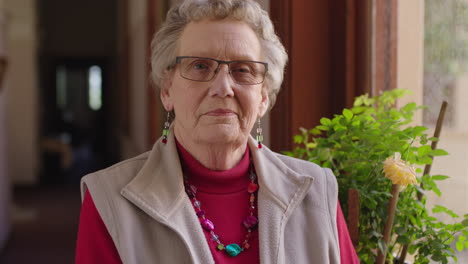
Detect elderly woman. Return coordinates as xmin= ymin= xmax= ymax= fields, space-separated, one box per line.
xmin=76 ymin=0 xmax=358 ymax=263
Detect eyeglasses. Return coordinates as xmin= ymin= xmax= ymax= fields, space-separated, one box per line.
xmin=174 ymin=56 xmax=268 ymax=85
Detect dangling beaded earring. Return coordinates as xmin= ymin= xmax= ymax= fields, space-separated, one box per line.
xmin=162 ymin=112 xmax=170 ymax=144
xmin=256 ymin=118 xmax=263 ymax=149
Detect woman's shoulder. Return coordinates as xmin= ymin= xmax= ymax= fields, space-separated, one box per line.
xmin=276 ymin=152 xmax=336 ymax=183
xmin=262 ymin=146 xmax=329 ymax=176
xmin=80 ymin=151 xmax=151 ymax=200
xmin=258 ymin=146 xmax=338 ymax=220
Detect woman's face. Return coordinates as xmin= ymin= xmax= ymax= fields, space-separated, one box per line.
xmin=161 ymin=20 xmax=269 ymax=147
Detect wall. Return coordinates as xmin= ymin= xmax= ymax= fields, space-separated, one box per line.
xmin=397 ymin=1 xmax=468 ymax=261
xmin=428 ymin=75 xmax=468 ymax=222
xmin=397 ymin=0 xmax=468 ymax=217
xmin=4 ymin=0 xmax=38 ymax=185
xmin=396 ymin=0 xmax=424 ymax=123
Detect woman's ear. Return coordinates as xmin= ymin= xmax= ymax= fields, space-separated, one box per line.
xmin=258 ymin=86 xmax=269 ymax=117
xmin=160 ymin=71 xmax=174 ymax=111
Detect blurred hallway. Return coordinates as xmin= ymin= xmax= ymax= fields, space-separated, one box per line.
xmin=0 ymin=185 xmax=81 ymax=264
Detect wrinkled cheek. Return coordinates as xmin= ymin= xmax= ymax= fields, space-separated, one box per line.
xmin=239 ymin=114 xmax=254 ymax=131
xmin=180 ymin=103 xmax=198 ymax=125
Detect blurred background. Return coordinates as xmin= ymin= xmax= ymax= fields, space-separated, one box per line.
xmin=0 ymin=0 xmax=466 ymax=263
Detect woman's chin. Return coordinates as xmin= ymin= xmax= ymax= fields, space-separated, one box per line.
xmin=196 ymin=125 xmax=246 ymax=145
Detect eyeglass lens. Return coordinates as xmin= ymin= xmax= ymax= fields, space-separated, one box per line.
xmin=178 ymin=57 xmax=266 ymax=85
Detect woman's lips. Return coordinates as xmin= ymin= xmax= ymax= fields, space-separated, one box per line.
xmin=205 ymin=109 xmax=237 ymax=116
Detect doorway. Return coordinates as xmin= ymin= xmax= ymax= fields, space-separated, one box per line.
xmin=40 ymin=58 xmax=114 ymax=184
xmin=37 ymin=0 xmax=119 ymax=185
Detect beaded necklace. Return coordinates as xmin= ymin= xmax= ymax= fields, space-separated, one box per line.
xmin=183 ymin=161 xmax=259 ymax=257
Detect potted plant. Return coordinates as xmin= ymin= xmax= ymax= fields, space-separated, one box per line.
xmin=285 ymin=89 xmax=468 ymax=263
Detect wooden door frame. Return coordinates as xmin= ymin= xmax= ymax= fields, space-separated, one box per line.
xmin=269 ymin=0 xmax=396 ymax=152
xmin=146 ymin=0 xmax=170 ymax=147
xmin=374 ymin=0 xmax=398 ymax=95
xmin=269 ymin=0 xmax=293 ymax=153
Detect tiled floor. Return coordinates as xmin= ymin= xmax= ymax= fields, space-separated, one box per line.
xmin=0 ymin=185 xmax=82 ymax=264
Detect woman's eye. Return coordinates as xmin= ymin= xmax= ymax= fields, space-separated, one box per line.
xmin=193 ymin=63 xmax=209 ymax=70
xmin=232 ymin=65 xmax=252 ymax=74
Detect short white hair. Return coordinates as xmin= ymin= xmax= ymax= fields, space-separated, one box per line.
xmin=150 ymin=0 xmax=288 ymax=110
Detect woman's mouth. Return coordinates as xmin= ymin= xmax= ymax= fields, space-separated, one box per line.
xmin=205 ymin=109 xmax=237 ymax=116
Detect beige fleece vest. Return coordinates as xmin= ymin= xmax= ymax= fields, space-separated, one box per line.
xmin=81 ymin=132 xmax=341 ymax=264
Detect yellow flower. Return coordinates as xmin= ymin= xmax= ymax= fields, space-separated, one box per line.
xmin=383 ymin=152 xmax=417 ymax=186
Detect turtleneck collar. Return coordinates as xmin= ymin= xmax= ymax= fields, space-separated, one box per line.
xmin=175 ymin=138 xmax=250 ymax=194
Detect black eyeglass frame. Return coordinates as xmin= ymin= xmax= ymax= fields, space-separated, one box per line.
xmin=174 ymin=56 xmax=269 ymax=85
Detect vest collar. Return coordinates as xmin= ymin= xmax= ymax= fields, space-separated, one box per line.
xmin=247 ymin=137 xmax=315 ymax=264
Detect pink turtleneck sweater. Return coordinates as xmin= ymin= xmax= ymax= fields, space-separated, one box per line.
xmin=76 ymin=142 xmax=359 ymax=263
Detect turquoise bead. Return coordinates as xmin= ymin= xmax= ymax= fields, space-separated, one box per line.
xmin=225 ymin=244 xmax=242 ymax=257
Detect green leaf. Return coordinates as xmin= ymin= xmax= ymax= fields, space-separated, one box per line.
xmin=431 ymin=253 xmax=444 ymax=262
xmin=413 ymin=126 xmax=429 ymax=135
xmin=418 ymin=145 xmax=433 ymax=156
xmin=418 ymin=156 xmax=433 ymax=165
xmin=430 ymin=149 xmax=449 ymax=156
xmin=320 ymin=117 xmax=332 ymax=126
xmin=461 ymin=218 xmax=468 ymax=226
xmin=352 ymin=106 xmax=366 ymax=114
xmin=433 ymin=205 xmax=447 ymax=214
xmin=316 ymin=125 xmax=329 ymax=131
xmin=293 ymin=135 xmax=303 ymax=144
xmin=343 ymin=109 xmax=354 ymax=121
xmin=354 ymin=96 xmax=363 ymax=106
xmin=396 ymin=235 xmax=411 ymax=244
xmin=310 ymin=128 xmax=322 ymax=135
xmin=333 ymin=125 xmax=346 ymax=131
xmin=432 ymin=175 xmax=450 ymax=181
xmin=447 ymin=209 xmax=460 ymax=218
xmin=322 ymin=160 xmax=332 ymax=168
xmin=430 ymin=240 xmax=446 ymax=249
xmin=408 ymin=244 xmax=417 ymax=254
xmin=433 ymin=205 xmax=460 ymax=218
xmin=401 ymin=102 xmax=417 ymax=112
xmin=433 ymin=185 xmax=442 ymax=197
xmin=395 ymin=226 xmax=407 ymax=235
xmin=456 ymin=241 xmax=464 ymax=251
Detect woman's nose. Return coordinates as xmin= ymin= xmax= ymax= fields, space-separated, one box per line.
xmin=208 ymin=65 xmax=235 ymax=97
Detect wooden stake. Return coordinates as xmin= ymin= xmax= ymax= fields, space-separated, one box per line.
xmin=397 ymin=101 xmax=448 ymax=264
xmin=376 ymin=184 xmax=401 ymax=264
xmin=348 ymin=188 xmax=360 ymax=247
